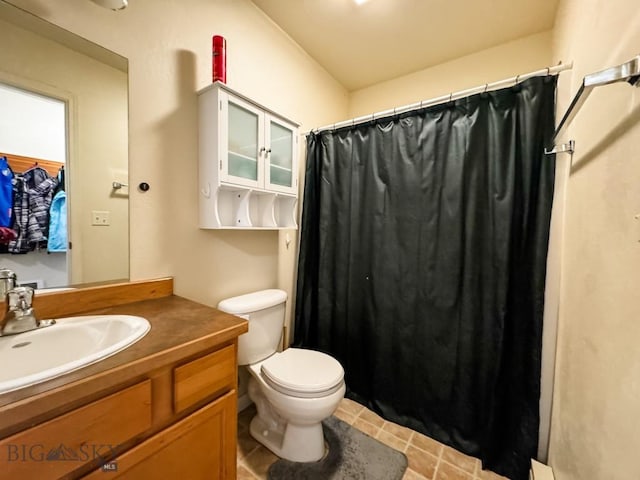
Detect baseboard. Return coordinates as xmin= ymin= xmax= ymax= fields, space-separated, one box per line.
xmin=531 ymin=459 xmax=554 ymax=480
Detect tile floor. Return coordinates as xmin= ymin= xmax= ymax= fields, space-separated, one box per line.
xmin=237 ymin=398 xmax=509 ymax=480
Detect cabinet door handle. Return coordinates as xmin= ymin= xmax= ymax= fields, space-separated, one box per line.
xmin=265 ymin=148 xmax=272 ymax=156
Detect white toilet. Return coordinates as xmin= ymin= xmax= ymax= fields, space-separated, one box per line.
xmin=218 ymin=289 xmax=345 ymax=463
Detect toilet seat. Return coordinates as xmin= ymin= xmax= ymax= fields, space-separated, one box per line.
xmin=260 ymin=348 xmax=344 ymax=398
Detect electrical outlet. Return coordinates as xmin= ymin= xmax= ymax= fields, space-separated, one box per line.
xmin=92 ymin=210 xmax=110 ymax=226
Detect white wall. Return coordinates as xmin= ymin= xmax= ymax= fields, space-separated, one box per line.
xmin=4 ymin=0 xmax=348 ymax=320
xmin=548 ymin=1 xmax=640 ymax=479
xmin=348 ymin=31 xmax=552 ymax=117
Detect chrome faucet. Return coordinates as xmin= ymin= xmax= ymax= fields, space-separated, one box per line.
xmin=1 ymin=286 xmax=55 ymax=336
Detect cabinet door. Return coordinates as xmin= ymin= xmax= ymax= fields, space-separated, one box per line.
xmin=264 ymin=115 xmax=297 ymax=194
xmin=82 ymin=390 xmax=237 ymax=480
xmin=0 ymin=381 xmax=152 ymax=480
xmin=221 ymin=92 xmax=264 ymax=189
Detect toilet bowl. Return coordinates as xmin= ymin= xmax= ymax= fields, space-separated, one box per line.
xmin=247 ymin=348 xmax=346 ymax=461
xmin=218 ymin=289 xmax=345 ymax=462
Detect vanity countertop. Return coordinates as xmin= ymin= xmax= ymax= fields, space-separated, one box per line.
xmin=0 ymin=281 xmax=248 ymax=437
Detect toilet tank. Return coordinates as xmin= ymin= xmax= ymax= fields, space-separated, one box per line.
xmin=217 ymin=289 xmax=287 ymax=366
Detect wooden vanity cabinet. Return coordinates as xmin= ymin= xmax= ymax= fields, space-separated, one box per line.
xmin=0 ymin=281 xmax=248 ymax=480
xmin=82 ymin=344 xmax=237 ymax=479
xmin=82 ymin=390 xmax=236 ymax=480
xmin=81 ymin=342 xmax=238 ymax=480
xmin=0 ymin=341 xmax=239 ymax=480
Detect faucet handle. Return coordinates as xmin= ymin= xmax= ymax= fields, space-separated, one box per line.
xmin=0 ymin=268 xmax=17 ymax=297
xmin=6 ymin=286 xmax=34 ymax=310
xmin=1 ymin=286 xmax=39 ymax=336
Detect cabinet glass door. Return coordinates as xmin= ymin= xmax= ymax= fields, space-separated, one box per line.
xmin=226 ymin=100 xmax=260 ymax=186
xmin=266 ymin=117 xmax=296 ymax=194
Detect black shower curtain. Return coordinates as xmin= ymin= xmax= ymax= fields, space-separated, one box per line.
xmin=295 ymin=76 xmax=556 ymax=480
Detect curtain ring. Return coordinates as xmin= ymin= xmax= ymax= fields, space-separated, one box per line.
xmin=546 ymin=66 xmax=550 ymax=76
xmin=515 ymin=74 xmax=521 ymax=85
xmin=448 ymin=92 xmax=453 ymax=103
xmin=483 ymin=83 xmax=489 ymax=94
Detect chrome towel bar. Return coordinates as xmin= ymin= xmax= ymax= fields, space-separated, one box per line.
xmin=545 ymin=55 xmax=640 ymax=155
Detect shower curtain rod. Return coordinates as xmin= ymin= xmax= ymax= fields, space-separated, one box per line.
xmin=307 ymin=62 xmax=573 ymax=135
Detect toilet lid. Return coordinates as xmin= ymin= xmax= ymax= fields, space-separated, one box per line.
xmin=261 ymin=348 xmax=344 ymax=397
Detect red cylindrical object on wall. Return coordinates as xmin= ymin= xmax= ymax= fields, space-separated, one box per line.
xmin=212 ymin=35 xmax=226 ymax=84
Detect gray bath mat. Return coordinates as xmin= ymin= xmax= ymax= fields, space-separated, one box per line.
xmin=267 ymin=415 xmax=408 ymax=480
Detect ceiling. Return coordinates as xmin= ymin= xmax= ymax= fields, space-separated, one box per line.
xmin=250 ymin=0 xmax=560 ymax=91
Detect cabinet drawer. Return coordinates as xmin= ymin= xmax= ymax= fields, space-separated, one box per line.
xmin=173 ymin=345 xmax=235 ymax=413
xmin=0 ymin=380 xmax=152 ymax=480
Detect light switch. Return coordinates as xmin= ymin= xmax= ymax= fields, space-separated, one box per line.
xmin=92 ymin=210 xmax=110 ymax=226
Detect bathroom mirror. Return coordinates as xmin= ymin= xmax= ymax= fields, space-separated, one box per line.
xmin=0 ymin=1 xmax=129 ymax=290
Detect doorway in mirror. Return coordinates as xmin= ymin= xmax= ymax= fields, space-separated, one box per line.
xmin=0 ymin=4 xmax=129 ymax=289
xmin=0 ymin=82 xmax=68 ymax=288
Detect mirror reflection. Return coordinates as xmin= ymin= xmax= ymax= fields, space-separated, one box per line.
xmin=0 ymin=2 xmax=129 ymax=290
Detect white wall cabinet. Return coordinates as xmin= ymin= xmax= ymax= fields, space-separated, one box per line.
xmin=198 ymin=82 xmax=299 ymax=229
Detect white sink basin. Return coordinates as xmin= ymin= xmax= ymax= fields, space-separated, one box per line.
xmin=0 ymin=315 xmax=150 ymax=394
